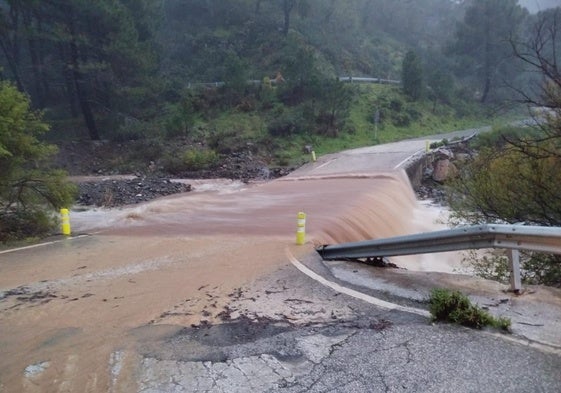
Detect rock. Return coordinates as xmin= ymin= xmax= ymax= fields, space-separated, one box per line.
xmin=434 ymin=148 xmax=454 ymax=160
xmin=432 ymin=159 xmax=458 ymax=182
xmin=416 ymin=135 xmax=476 ymax=204
xmin=76 ymin=177 xmax=191 ymax=207
xmin=455 ymin=153 xmax=471 ymax=162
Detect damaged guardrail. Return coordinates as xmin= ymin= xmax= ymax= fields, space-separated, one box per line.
xmin=316 ymin=224 xmax=561 ymax=293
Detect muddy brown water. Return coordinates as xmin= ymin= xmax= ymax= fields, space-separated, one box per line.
xmin=73 ymin=172 xmax=427 ymax=244
xmin=0 ymin=170 xmax=454 ymax=392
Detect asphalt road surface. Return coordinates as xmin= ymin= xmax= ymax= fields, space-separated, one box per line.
xmin=1 ymin=130 xmax=560 ymax=392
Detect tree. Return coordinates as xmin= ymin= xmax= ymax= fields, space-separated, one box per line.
xmin=449 ymin=141 xmax=561 ymax=226
xmin=508 ymin=7 xmax=561 ymax=158
xmin=447 ymin=7 xmax=561 ymax=286
xmin=0 ymin=0 xmax=161 ymax=140
xmin=277 ymin=0 xmax=309 ymax=36
xmin=402 ymin=50 xmax=424 ymax=100
xmin=0 ymin=81 xmax=76 ymax=241
xmin=449 ymin=0 xmax=528 ymax=103
xmin=427 ymin=68 xmax=454 ymax=110
xmin=281 ymin=0 xmax=297 ymax=36
xmin=313 ymin=79 xmax=353 ymax=137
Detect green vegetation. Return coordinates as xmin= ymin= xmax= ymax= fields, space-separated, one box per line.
xmin=0 ymin=82 xmax=76 ymax=242
xmin=163 ymin=148 xmax=220 ymax=174
xmin=0 ymin=0 xmax=541 ymax=145
xmin=448 ymin=130 xmax=561 ymax=226
xmin=464 ymin=250 xmax=561 ymax=288
xmin=429 ymin=288 xmax=511 ymax=331
xmin=402 ymin=51 xmax=424 ymax=101
xmin=446 ymin=8 xmax=561 ymax=287
xmin=448 ymin=0 xmax=528 ymax=103
xmin=448 ymin=124 xmax=561 ymax=286
xmin=1 ymin=0 xmax=560 ymax=242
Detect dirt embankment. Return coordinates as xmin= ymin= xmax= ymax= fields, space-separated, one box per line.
xmin=54 ymin=139 xmax=294 ymax=207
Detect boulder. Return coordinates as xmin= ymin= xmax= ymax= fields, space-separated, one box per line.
xmin=434 ymin=147 xmax=454 ymax=160
xmin=455 ymin=153 xmax=471 ymax=162
xmin=432 ymin=159 xmax=458 ymax=182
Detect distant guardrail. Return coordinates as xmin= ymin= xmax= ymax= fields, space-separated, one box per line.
xmin=317 ymin=224 xmax=561 ymax=293
xmin=338 ymin=76 xmax=401 ymax=85
xmin=186 ymin=76 xmax=400 ymax=89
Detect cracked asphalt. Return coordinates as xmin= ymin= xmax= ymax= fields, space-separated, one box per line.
xmin=131 ymin=263 xmax=561 ymax=393
xmin=3 ymin=133 xmax=561 ymax=392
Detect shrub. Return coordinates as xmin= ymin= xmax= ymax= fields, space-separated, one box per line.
xmin=429 ymin=288 xmax=510 ymax=331
xmin=268 ymin=109 xmax=305 ymax=137
xmin=207 ymin=129 xmax=253 ymax=154
xmin=389 ymin=98 xmax=404 ymax=112
xmin=0 ymin=81 xmax=76 ymax=242
xmin=182 ymin=149 xmax=219 ymax=170
xmin=163 ymin=148 xmax=219 ymax=174
xmin=0 ymin=210 xmax=54 ymax=243
xmin=392 ymin=112 xmax=411 ymax=127
xmin=465 ymin=250 xmax=561 ymax=288
xmin=163 ymin=101 xmax=196 ymax=138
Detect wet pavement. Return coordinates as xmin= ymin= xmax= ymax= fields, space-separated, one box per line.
xmin=306 ymin=250 xmax=561 ymax=351
xmin=1 ymin=134 xmax=560 ymax=392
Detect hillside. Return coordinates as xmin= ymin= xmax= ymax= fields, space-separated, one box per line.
xmin=2 ymin=0 xmax=559 ymax=243
xmin=1 ymin=0 xmax=552 ymax=172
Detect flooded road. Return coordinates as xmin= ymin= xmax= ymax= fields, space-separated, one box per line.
xmin=0 ymin=139 xmax=464 ymax=392
xmin=73 ymin=172 xmax=426 ymax=243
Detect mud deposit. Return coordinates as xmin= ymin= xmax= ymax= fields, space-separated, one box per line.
xmin=0 ymin=169 xmax=453 ymax=392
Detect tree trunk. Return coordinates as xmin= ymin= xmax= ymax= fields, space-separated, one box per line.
xmin=0 ymin=41 xmax=24 ymax=92
xmin=282 ymin=0 xmax=295 ymax=36
xmin=481 ymin=17 xmax=492 ymax=103
xmin=481 ymin=76 xmax=491 ymax=103
xmin=0 ymin=5 xmax=25 ymax=92
xmin=67 ymin=13 xmax=100 ymax=140
xmin=35 ymin=15 xmax=51 ymax=101
xmin=59 ymin=44 xmax=79 ymax=118
xmin=24 ymin=10 xmax=45 ymax=107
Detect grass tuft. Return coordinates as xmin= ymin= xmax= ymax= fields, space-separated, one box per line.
xmin=429 ymin=288 xmax=511 ymax=331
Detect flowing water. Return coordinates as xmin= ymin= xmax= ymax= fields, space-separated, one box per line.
xmin=73 ymin=171 xmax=440 ymax=243
xmin=0 ymin=170 xmax=465 ymax=392
xmin=70 ymin=171 xmax=464 ymax=273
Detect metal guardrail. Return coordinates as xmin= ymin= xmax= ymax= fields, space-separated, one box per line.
xmin=186 ymin=76 xmax=401 ymax=89
xmin=317 ymin=224 xmax=561 ymax=292
xmin=338 ymin=76 xmax=401 ymax=85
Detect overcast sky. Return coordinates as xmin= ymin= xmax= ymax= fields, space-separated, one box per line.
xmin=518 ymin=0 xmax=561 ymax=13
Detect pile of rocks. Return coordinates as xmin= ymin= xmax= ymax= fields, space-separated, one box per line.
xmin=76 ymin=177 xmax=191 ymax=207
xmin=416 ymin=136 xmax=475 ymax=204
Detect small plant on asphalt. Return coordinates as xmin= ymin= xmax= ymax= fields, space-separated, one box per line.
xmin=429 ymin=288 xmax=511 ymax=331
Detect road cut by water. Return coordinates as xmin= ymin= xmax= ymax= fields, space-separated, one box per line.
xmin=3 ymin=135 xmax=555 ymax=392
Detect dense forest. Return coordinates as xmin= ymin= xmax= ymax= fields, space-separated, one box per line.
xmin=1 ymin=0 xmax=556 ymax=145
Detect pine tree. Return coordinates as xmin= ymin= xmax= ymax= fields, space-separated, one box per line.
xmin=0 ymin=81 xmax=76 ymax=241
xmin=402 ymin=50 xmax=424 ymax=100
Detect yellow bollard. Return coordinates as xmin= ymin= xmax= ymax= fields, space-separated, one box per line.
xmin=296 ymin=212 xmax=306 ymax=245
xmin=426 ymin=140 xmax=430 ymax=152
xmin=60 ymin=208 xmax=71 ymax=236
xmin=311 ymin=151 xmax=317 ymax=162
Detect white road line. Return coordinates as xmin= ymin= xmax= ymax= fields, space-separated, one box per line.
xmin=0 ymin=235 xmax=89 ymax=255
xmin=315 ymin=159 xmax=336 ymax=170
xmin=287 ymin=249 xmax=561 ymax=355
xmin=393 ymin=148 xmax=424 ymax=169
xmin=286 ymin=248 xmax=430 ymax=318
